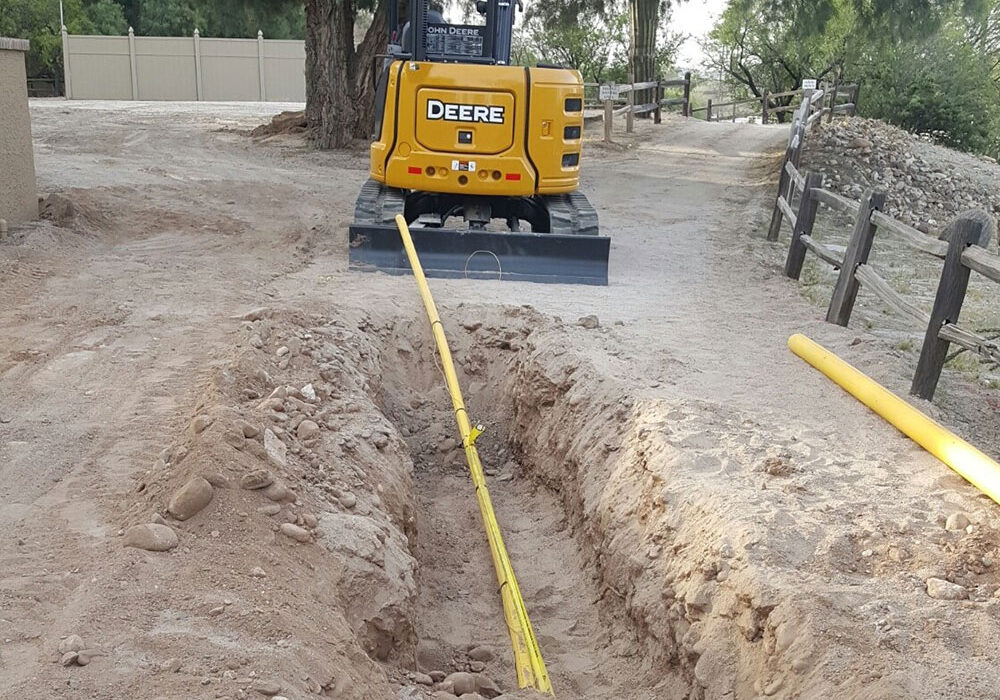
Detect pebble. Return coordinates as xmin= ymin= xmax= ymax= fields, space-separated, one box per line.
xmin=339 ymin=492 xmax=357 ymax=509
xmin=258 ymin=503 xmax=282 ymax=516
xmin=300 ymin=383 xmax=317 ymax=401
xmin=577 ymin=314 xmax=600 ymax=329
xmin=429 ymin=671 xmax=447 ymax=682
xmin=167 ymin=477 xmax=214 ymax=520
xmin=263 ymin=482 xmax=289 ymax=502
xmin=280 ymin=523 xmax=311 ymax=543
xmin=439 ymin=438 xmax=457 ymax=453
xmin=926 ymin=577 xmax=968 ymax=600
xmin=60 ymin=651 xmax=79 ymax=666
xmin=297 ymin=419 xmax=321 ymax=442
xmin=468 ymin=661 xmax=486 ymax=672
xmin=264 ymin=429 xmax=288 ymax=466
xmin=276 ymin=346 xmax=289 ymax=357
xmin=76 ymin=649 xmax=102 ymax=666
xmin=441 ymin=672 xmax=479 ymax=696
xmin=302 ymin=513 xmax=318 ymax=528
xmin=58 ymin=635 xmax=85 ymax=654
xmin=240 ymin=420 xmax=261 ymax=438
xmin=241 ymin=307 xmax=269 ymax=321
xmin=945 ymin=513 xmax=971 ymax=531
xmin=190 ymin=415 xmax=213 ymax=434
xmin=123 ymin=523 xmax=179 ymax=552
xmin=252 ymin=680 xmax=282 ymax=696
xmin=250 ymin=566 xmax=267 ymax=578
xmin=413 ymin=672 xmax=434 ymax=685
xmin=241 ymin=469 xmax=274 ymax=490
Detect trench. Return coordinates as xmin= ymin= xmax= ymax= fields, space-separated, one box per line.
xmin=372 ymin=310 xmax=688 ymax=699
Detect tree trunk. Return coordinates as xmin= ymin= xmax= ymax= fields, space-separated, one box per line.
xmin=305 ymin=0 xmax=364 ymax=149
xmin=629 ymin=0 xmax=658 ymax=110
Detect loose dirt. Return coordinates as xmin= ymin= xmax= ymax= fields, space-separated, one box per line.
xmin=1 ymin=100 xmax=999 ymax=699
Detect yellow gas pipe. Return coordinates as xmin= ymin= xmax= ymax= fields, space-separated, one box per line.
xmin=394 ymin=215 xmax=553 ymax=694
xmin=789 ymin=333 xmax=1000 ymax=507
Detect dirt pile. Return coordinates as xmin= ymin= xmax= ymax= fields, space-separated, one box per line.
xmin=801 ymin=117 xmax=1000 ymax=238
xmin=250 ymin=110 xmax=308 ymax=138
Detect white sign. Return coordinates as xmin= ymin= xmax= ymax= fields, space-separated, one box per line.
xmin=599 ymin=84 xmax=619 ymax=101
xmin=801 ymin=79 xmax=818 ymax=90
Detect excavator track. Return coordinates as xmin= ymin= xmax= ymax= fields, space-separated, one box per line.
xmin=349 ymin=180 xmax=610 ymax=284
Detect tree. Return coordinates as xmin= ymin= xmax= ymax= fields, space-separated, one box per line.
xmin=304 ymin=0 xmax=385 ymax=148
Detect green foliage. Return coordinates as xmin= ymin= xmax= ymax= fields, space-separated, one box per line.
xmin=0 ymin=0 xmax=126 ymax=78
xmin=857 ymin=20 xmax=1000 ymax=154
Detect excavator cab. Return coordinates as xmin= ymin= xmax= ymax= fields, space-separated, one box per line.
xmin=348 ymin=0 xmax=610 ymax=285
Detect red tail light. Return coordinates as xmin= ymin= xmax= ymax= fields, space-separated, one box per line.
xmin=407 ymin=166 xmax=422 ymax=174
xmin=505 ymin=173 xmax=521 ymax=181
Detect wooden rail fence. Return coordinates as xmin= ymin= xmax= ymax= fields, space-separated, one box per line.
xmin=692 ymin=82 xmax=859 ymax=124
xmin=585 ymin=73 xmax=692 ymax=142
xmin=769 ymin=94 xmax=1000 ymax=401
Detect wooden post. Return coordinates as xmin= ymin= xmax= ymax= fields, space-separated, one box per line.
xmin=706 ymin=98 xmax=713 ymax=122
xmin=626 ymin=75 xmax=634 ymax=134
xmin=654 ymin=79 xmax=662 ymax=124
xmin=767 ymin=143 xmax=795 ymax=241
xmin=827 ymin=83 xmax=839 ymax=123
xmin=761 ymin=90 xmax=769 ymax=124
xmin=683 ymin=72 xmax=691 ymax=117
xmin=826 ymin=190 xmax=887 ymax=325
xmin=910 ymin=211 xmax=995 ymax=399
xmin=127 ymin=26 xmax=138 ymax=100
xmin=603 ymin=95 xmax=613 ymax=143
xmin=784 ymin=171 xmax=824 ymax=279
xmin=851 ymin=82 xmax=860 ymax=116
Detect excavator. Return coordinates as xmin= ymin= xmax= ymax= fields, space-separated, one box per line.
xmin=348 ymin=0 xmax=611 ymax=285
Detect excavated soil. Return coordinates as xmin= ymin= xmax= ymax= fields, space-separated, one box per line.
xmin=2 ymin=101 xmax=1000 ymax=699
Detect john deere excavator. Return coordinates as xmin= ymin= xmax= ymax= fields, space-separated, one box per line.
xmin=348 ymin=0 xmax=610 ymax=285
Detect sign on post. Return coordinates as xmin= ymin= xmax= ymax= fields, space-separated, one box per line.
xmin=801 ymin=79 xmax=817 ymax=90
xmin=599 ymin=84 xmax=619 ymax=101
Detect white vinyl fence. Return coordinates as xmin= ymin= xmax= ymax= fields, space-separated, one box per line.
xmin=61 ymin=28 xmax=305 ymax=102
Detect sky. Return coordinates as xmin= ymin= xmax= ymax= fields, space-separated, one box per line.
xmin=669 ymin=0 xmax=730 ymax=68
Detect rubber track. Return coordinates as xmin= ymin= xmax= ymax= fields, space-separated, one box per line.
xmin=354 ymin=179 xmax=406 ymax=225
xmin=543 ymin=191 xmax=600 ymax=236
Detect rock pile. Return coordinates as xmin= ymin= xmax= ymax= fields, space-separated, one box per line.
xmin=800 ymin=118 xmax=1000 ymax=238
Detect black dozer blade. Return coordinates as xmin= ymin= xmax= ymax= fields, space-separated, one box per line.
xmin=349 ymin=224 xmax=611 ymax=286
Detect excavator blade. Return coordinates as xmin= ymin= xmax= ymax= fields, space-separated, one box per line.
xmin=349 ymin=224 xmax=610 ymax=285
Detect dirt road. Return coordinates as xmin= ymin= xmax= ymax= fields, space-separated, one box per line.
xmin=1 ymin=101 xmax=999 ymax=699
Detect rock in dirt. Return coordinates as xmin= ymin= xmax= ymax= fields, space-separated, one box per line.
xmin=58 ymin=635 xmax=85 ymax=654
xmin=60 ymin=652 xmax=79 ymax=666
xmin=250 ymin=566 xmax=267 ymax=578
xmin=442 ymin=673 xmax=478 ymax=696
xmin=252 ymin=679 xmax=283 ymax=696
xmin=167 ymin=477 xmax=214 ymax=520
xmin=76 ymin=649 xmax=103 ymax=666
xmin=264 ymin=429 xmax=288 ymax=466
xmin=280 ymin=523 xmax=311 ymax=543
xmin=241 ymin=469 xmax=274 ymax=490
xmin=577 ymin=314 xmax=600 ymax=329
xmin=240 ymin=307 xmax=270 ymax=322
xmin=467 ymin=645 xmax=494 ymax=662
xmin=297 ymin=419 xmax=321 ymax=442
xmin=439 ymin=437 xmax=457 ymax=453
xmin=123 ymin=523 xmax=179 ymax=552
xmin=301 ymin=383 xmax=317 ymax=401
xmin=258 ymin=503 xmax=282 ymax=516
xmin=240 ymin=420 xmax=261 ymax=438
xmin=945 ymin=513 xmax=971 ymax=531
xmin=926 ymin=577 xmax=968 ymax=600
xmin=190 ymin=414 xmax=213 ymax=434
xmin=412 ymin=672 xmax=434 ymax=685
xmin=263 ymin=481 xmax=289 ymax=502
xmin=339 ymin=491 xmax=357 ymax=509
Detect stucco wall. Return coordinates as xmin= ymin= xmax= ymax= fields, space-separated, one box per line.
xmin=0 ymin=38 xmax=38 ymax=225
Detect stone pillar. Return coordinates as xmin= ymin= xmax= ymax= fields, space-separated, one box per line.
xmin=0 ymin=37 xmax=38 ymax=226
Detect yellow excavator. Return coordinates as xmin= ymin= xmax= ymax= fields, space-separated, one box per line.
xmin=349 ymin=0 xmax=610 ymax=285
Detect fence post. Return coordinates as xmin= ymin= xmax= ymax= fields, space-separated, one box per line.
xmin=826 ymin=190 xmax=887 ymax=325
xmin=257 ymin=29 xmax=266 ymax=101
xmin=767 ymin=142 xmax=795 ymax=242
xmin=761 ymin=90 xmax=769 ymax=124
xmin=827 ymin=83 xmax=839 ymax=123
xmin=784 ymin=171 xmax=824 ymax=279
xmin=603 ymin=90 xmax=613 ymax=143
xmin=851 ymin=82 xmax=860 ymax=116
xmin=910 ymin=211 xmax=995 ymax=400
xmin=61 ymin=25 xmax=73 ymax=99
xmin=625 ymin=72 xmax=634 ymax=133
xmin=706 ymin=98 xmax=712 ymax=121
xmin=127 ymin=26 xmax=138 ymax=100
xmin=654 ymin=79 xmax=662 ymax=124
xmin=683 ymin=71 xmax=691 ymax=117
xmin=193 ymin=28 xmax=203 ymax=101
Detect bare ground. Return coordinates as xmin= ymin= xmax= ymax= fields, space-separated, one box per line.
xmin=1 ymin=100 xmax=999 ymax=699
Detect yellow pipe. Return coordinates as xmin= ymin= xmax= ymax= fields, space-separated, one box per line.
xmin=394 ymin=215 xmax=553 ymax=694
xmin=789 ymin=333 xmax=1000 ymax=506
